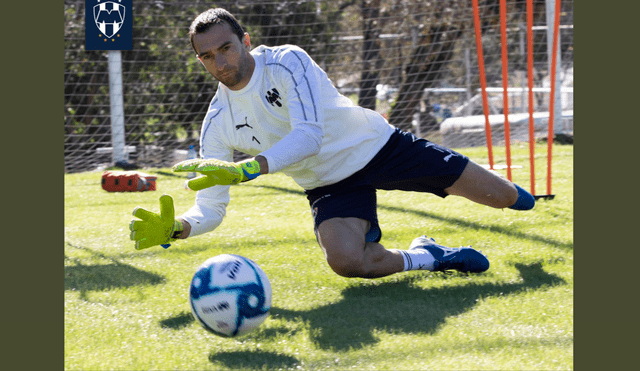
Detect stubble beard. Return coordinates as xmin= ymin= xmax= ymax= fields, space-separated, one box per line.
xmin=218 ymin=54 xmax=249 ymax=89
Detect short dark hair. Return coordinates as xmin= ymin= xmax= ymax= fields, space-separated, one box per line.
xmin=189 ymin=8 xmax=245 ymax=55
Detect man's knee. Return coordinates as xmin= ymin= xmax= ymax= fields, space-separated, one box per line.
xmin=316 ymin=218 xmax=371 ymax=278
xmin=325 ymin=252 xmax=368 ymax=278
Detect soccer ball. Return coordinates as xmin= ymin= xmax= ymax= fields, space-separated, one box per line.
xmin=189 ymin=254 xmax=271 ymax=337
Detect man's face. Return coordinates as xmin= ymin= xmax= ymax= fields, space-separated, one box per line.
xmin=193 ymin=23 xmax=254 ymax=91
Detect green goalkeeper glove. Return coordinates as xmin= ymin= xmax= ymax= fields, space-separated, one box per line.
xmin=129 ymin=194 xmax=183 ymax=250
xmin=172 ymin=158 xmax=261 ymax=191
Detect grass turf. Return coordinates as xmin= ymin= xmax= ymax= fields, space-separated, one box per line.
xmin=65 ymin=143 xmax=573 ymax=370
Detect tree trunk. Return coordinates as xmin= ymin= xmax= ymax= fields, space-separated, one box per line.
xmin=358 ymin=0 xmax=383 ymax=110
xmin=388 ymin=25 xmax=463 ymax=132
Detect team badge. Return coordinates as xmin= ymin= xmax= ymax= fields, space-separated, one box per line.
xmin=265 ymin=88 xmax=282 ymax=107
xmin=85 ymin=0 xmax=132 ymax=50
xmin=93 ymin=1 xmax=126 ymax=38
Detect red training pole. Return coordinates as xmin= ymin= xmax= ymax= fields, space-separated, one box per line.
xmin=472 ymin=0 xmax=494 ymax=170
xmin=547 ymin=0 xmax=562 ymax=195
xmin=526 ymin=0 xmax=536 ymax=196
xmin=500 ymin=0 xmax=513 ymax=181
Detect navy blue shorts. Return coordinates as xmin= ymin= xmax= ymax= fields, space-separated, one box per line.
xmin=305 ymin=128 xmax=469 ymax=243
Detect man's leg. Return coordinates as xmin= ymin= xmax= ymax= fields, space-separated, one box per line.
xmin=315 ymin=217 xmax=490 ymax=278
xmin=444 ymin=160 xmax=531 ymax=209
xmin=316 ymin=217 xmax=404 ymax=278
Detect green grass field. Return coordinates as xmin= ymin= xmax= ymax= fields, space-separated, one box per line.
xmin=64 ymin=143 xmax=573 ymax=370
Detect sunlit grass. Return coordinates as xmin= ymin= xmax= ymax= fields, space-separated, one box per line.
xmin=65 ymin=143 xmax=573 ymax=370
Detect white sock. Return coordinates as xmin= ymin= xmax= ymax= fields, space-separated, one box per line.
xmin=391 ymin=249 xmax=436 ymax=271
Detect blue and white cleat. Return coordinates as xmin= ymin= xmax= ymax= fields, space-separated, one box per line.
xmin=409 ymin=236 xmax=490 ymax=273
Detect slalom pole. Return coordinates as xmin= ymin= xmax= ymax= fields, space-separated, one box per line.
xmin=547 ymin=0 xmax=562 ymax=196
xmin=526 ymin=0 xmax=536 ymax=196
xmin=500 ymin=0 xmax=513 ymax=181
xmin=472 ymin=0 xmax=494 ymax=169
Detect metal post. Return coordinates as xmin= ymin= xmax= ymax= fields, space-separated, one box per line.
xmin=519 ymin=22 xmax=526 ymax=113
xmin=108 ymin=50 xmax=126 ymax=163
xmin=465 ymin=48 xmax=473 ymax=116
xmin=545 ymin=0 xmax=563 ymax=133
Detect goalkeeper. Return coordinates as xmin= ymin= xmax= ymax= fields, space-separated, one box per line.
xmin=130 ymin=8 xmax=535 ymax=278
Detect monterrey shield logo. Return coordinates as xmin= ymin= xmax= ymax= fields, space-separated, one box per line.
xmin=85 ymin=0 xmax=132 ymax=50
xmin=93 ymin=1 xmax=126 ymax=39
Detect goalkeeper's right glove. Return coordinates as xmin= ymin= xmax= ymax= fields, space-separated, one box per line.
xmin=172 ymin=158 xmax=261 ymax=191
xmin=129 ymin=194 xmax=183 ymax=250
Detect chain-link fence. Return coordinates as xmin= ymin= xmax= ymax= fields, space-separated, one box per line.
xmin=64 ymin=0 xmax=573 ymax=173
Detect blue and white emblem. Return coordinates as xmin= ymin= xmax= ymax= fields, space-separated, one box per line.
xmin=93 ymin=0 xmax=126 ymax=38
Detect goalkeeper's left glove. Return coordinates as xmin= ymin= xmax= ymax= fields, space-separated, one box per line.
xmin=129 ymin=194 xmax=183 ymax=250
xmin=172 ymin=158 xmax=261 ymax=191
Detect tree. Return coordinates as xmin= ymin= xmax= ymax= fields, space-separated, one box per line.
xmin=238 ymin=0 xmax=349 ymax=67
xmin=385 ymin=0 xmax=563 ymax=133
xmin=358 ymin=0 xmax=385 ymax=110
xmin=386 ymin=1 xmax=468 ymax=132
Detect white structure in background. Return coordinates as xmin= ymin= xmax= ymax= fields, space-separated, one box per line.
xmin=440 ymin=110 xmax=573 ymax=148
xmin=107 ymin=50 xmax=127 ymax=163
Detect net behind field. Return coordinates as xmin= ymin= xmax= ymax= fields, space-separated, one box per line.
xmin=64 ymin=0 xmax=573 ymax=173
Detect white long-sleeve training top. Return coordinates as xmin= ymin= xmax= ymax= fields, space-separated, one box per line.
xmin=180 ymin=44 xmax=395 ymax=237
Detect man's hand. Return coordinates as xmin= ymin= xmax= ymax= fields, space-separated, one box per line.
xmin=129 ymin=194 xmax=183 ymax=250
xmin=173 ymin=158 xmax=261 ymax=191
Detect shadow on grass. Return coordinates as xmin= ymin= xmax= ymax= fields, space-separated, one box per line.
xmin=379 ymin=205 xmax=573 ymax=250
xmin=159 ymin=311 xmax=194 ymax=330
xmin=208 ymin=350 xmax=299 ymax=370
xmin=272 ymin=262 xmax=564 ymax=351
xmin=65 ymin=263 xmax=164 ymax=291
xmin=250 ymin=184 xmax=573 ymax=250
xmin=65 ymin=241 xmax=164 ymax=292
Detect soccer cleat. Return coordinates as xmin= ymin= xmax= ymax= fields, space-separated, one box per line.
xmin=409 ymin=236 xmax=490 ymax=273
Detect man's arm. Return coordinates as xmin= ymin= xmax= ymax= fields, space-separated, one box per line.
xmin=173 ymin=154 xmax=269 ymax=190
xmin=174 ymin=155 xmax=267 ymax=241
xmin=177 ymin=218 xmax=191 ymax=239
xmin=253 ymin=155 xmax=269 ymax=174
xmin=256 ymin=47 xmax=324 ymax=174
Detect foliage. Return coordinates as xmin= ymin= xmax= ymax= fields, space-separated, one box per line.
xmin=64 ymin=0 xmax=573 ymax=172
xmin=64 ymin=0 xmax=350 ymax=172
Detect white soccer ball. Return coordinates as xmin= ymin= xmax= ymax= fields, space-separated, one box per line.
xmin=189 ymin=254 xmax=271 ymax=338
